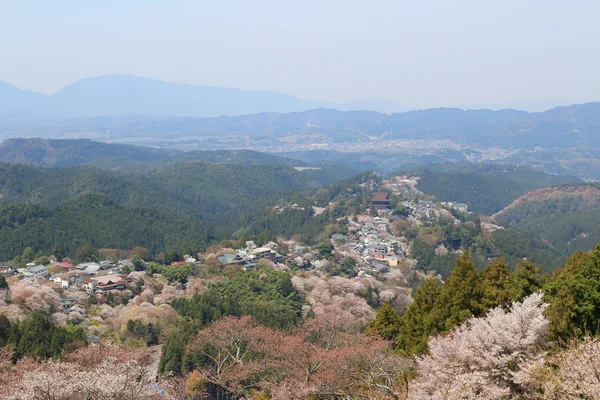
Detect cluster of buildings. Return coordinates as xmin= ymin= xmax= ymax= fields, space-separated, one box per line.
xmin=1 ymin=259 xmax=133 ymax=295
xmin=217 ymin=241 xmax=285 ymax=269
xmin=440 ymin=201 xmax=469 ymax=214
xmin=333 ymin=214 xmax=409 ymax=276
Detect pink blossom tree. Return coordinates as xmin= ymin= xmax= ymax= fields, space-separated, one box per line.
xmin=0 ymin=345 xmax=164 ymax=400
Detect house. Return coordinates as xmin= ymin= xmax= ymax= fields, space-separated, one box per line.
xmin=83 ymin=264 xmax=101 ymax=275
xmin=384 ymin=256 xmax=399 ymax=267
xmin=241 ymin=247 xmax=285 ymax=264
xmin=76 ymin=262 xmax=101 ymax=271
xmin=70 ymin=304 xmax=86 ymax=314
xmin=356 ymin=214 xmax=371 ymax=222
xmin=84 ymin=274 xmax=126 ymax=294
xmin=384 ymin=240 xmax=399 ymax=253
xmin=372 ymin=244 xmax=388 ymax=257
xmin=451 ymin=203 xmax=468 ymax=213
xmin=331 ymin=233 xmax=348 ymax=242
xmin=99 ymin=260 xmax=112 ymax=270
xmin=60 ymin=298 xmax=78 ymax=309
xmin=0 ymin=266 xmax=13 ymax=275
xmin=371 ymin=263 xmax=390 ymax=274
xmin=53 ymin=272 xmax=78 ymax=288
xmin=118 ymin=259 xmax=134 ymax=268
xmin=371 ymin=192 xmax=391 ymax=211
xmin=217 ymin=253 xmax=247 ymax=266
xmin=59 ymin=261 xmax=73 ymax=272
xmin=331 ymin=234 xmax=348 ymax=242
xmin=22 ymin=265 xmax=48 ymax=278
xmin=171 ymin=261 xmax=187 ymax=266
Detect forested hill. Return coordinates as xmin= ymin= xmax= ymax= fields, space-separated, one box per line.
xmin=405 ymin=163 xmax=581 ymax=215
xmin=0 ymin=193 xmax=213 ymax=261
xmin=0 ymin=138 xmax=357 ymax=185
xmin=171 ymin=149 xmax=307 ymax=166
xmin=0 ymin=138 xmax=176 ymax=168
xmin=494 ymin=184 xmax=600 ymax=254
xmin=0 ymin=162 xmax=318 ymax=225
xmin=0 ymin=138 xmax=306 ymax=169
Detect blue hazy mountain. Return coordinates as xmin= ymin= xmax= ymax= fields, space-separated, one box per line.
xmin=0 ymin=75 xmax=407 ymax=117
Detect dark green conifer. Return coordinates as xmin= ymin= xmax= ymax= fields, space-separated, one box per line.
xmin=434 ymin=252 xmax=482 ymax=331
xmin=544 ymin=247 xmax=600 ymax=341
xmin=479 ymin=257 xmax=511 ymax=310
xmin=508 ymin=258 xmax=541 ymax=302
xmin=365 ymin=302 xmax=402 ymax=341
xmin=395 ymin=278 xmax=442 ymax=355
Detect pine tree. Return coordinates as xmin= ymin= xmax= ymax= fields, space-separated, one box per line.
xmin=14 ymin=312 xmax=54 ymax=360
xmin=434 ymin=252 xmax=482 ymax=331
xmin=0 ymin=314 xmax=10 ymax=347
xmin=395 ymin=278 xmax=442 ymax=355
xmin=508 ymin=259 xmax=541 ymax=302
xmin=479 ymin=258 xmax=511 ymax=310
xmin=365 ymin=302 xmax=402 ymax=341
xmin=544 ymin=247 xmax=600 ymax=341
xmin=51 ymin=242 xmax=65 ymax=261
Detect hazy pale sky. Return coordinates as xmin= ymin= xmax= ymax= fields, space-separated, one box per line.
xmin=1 ymin=0 xmax=598 ymax=109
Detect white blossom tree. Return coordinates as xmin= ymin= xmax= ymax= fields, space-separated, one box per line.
xmin=517 ymin=337 xmax=600 ymax=399
xmin=410 ymin=292 xmax=549 ymax=400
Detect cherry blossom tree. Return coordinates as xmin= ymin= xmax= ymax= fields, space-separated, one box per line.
xmin=517 ymin=337 xmax=600 ymax=399
xmin=0 ymin=345 xmax=163 ymax=400
xmin=188 ymin=315 xmax=286 ymax=394
xmin=8 ymin=278 xmax=60 ymax=314
xmin=187 ymin=314 xmax=412 ymax=399
xmin=410 ymin=292 xmax=549 ymax=400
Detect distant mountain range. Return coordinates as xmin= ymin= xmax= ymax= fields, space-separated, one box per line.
xmin=5 ymin=102 xmax=599 ymax=148
xmin=0 ymin=75 xmax=408 ymax=118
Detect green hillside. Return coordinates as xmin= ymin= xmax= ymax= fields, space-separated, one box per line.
xmin=406 ymin=163 xmax=581 ymax=215
xmin=172 ymin=149 xmax=306 ymax=166
xmin=0 ymin=138 xmax=176 ymax=168
xmin=0 ymin=162 xmax=317 ymax=226
xmin=494 ymin=185 xmax=600 ymax=254
xmin=0 ymin=193 xmax=214 ymax=261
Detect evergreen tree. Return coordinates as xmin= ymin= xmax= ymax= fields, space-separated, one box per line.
xmin=0 ymin=314 xmax=11 ymax=346
xmin=479 ymin=258 xmax=511 ymax=310
xmin=434 ymin=252 xmax=482 ymax=331
xmin=21 ymin=247 xmax=35 ymax=263
xmin=8 ymin=312 xmax=86 ymax=360
xmin=13 ymin=312 xmax=54 ymax=360
xmin=365 ymin=302 xmax=402 ymax=341
xmin=544 ymin=248 xmax=600 ymax=341
xmin=0 ymin=275 xmax=7 ymax=289
xmin=395 ymin=278 xmax=442 ymax=355
xmin=508 ymin=259 xmax=541 ymax=302
xmin=76 ymin=244 xmax=99 ymax=263
xmin=51 ymin=242 xmax=65 ymax=261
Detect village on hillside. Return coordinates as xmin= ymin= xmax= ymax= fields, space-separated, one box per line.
xmin=0 ymin=175 xmax=477 ymax=343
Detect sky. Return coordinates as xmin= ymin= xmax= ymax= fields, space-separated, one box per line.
xmin=1 ymin=0 xmax=599 ymax=110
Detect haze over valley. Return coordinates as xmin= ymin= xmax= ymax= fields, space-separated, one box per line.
xmin=2 ymin=1 xmax=600 ymax=399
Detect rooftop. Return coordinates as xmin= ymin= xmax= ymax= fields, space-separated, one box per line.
xmin=92 ymin=274 xmax=124 ymax=285
xmin=372 ymin=192 xmax=390 ymax=202
xmin=25 ymin=265 xmax=47 ymax=273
